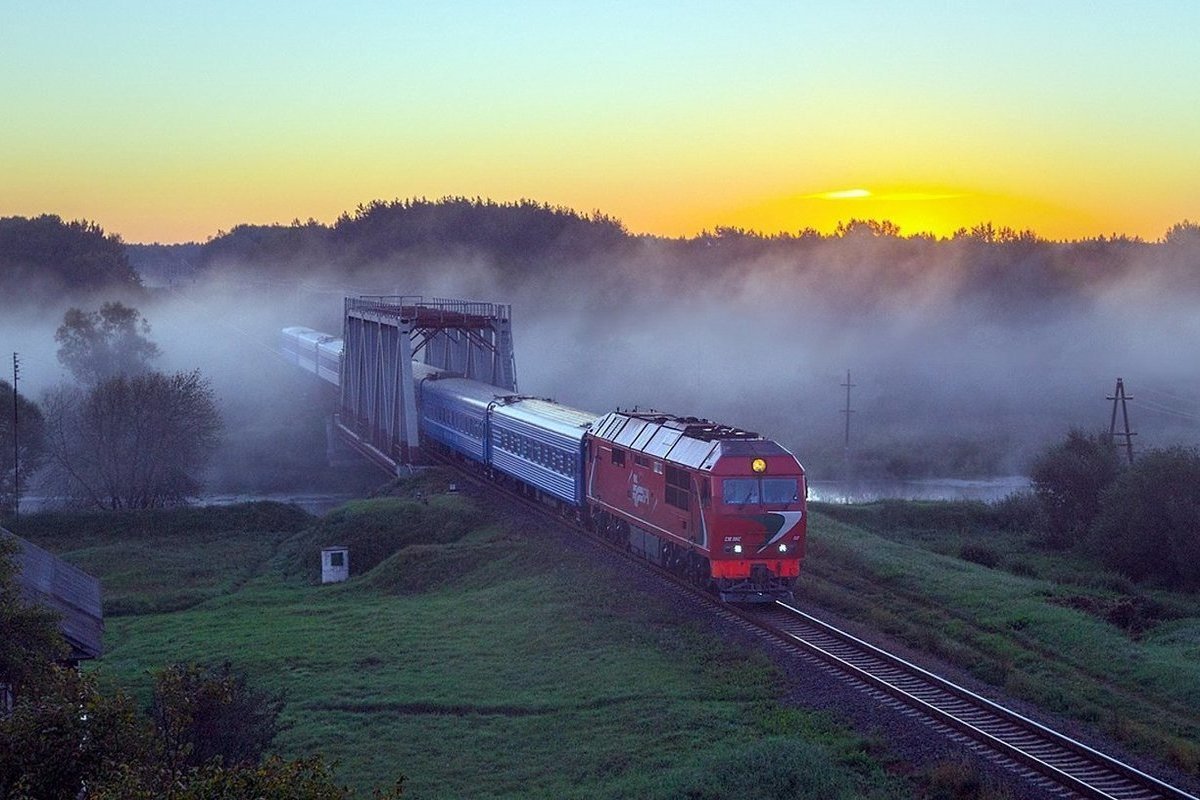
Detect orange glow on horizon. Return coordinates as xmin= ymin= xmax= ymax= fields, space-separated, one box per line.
xmin=683 ymin=183 xmax=1151 ymax=242
xmin=7 ymin=182 xmax=1186 ymax=246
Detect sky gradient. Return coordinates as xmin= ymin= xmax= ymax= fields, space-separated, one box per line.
xmin=2 ymin=1 xmax=1197 ymax=243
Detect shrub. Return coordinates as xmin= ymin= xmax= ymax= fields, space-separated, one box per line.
xmin=989 ymin=490 xmax=1043 ymax=533
xmin=1029 ymin=430 xmax=1120 ymax=548
xmin=1091 ymin=446 xmax=1200 ymax=589
xmin=152 ymin=662 xmax=284 ymax=769
xmin=959 ymin=544 xmax=1000 ymax=568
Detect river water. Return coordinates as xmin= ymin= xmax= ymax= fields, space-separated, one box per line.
xmin=807 ymin=476 xmax=1030 ymax=505
xmin=21 ymin=478 xmax=1030 ymax=516
xmin=19 ymin=492 xmax=360 ymax=517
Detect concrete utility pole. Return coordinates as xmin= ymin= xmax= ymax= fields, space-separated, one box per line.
xmin=11 ymin=352 xmax=19 ymax=516
xmin=1107 ymin=377 xmax=1136 ymax=465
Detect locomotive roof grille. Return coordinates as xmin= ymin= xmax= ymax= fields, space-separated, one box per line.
xmin=616 ymin=410 xmax=760 ymax=442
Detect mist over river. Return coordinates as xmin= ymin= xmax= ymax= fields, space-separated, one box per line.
xmin=807 ymin=476 xmax=1030 ymax=504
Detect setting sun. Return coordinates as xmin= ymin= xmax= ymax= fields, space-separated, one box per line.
xmin=809 ymin=189 xmax=874 ymax=200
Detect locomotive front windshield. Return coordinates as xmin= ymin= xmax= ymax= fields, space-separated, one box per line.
xmin=722 ymin=477 xmax=800 ymax=506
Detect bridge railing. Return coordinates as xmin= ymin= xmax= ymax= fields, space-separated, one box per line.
xmin=347 ymin=296 xmax=510 ymax=323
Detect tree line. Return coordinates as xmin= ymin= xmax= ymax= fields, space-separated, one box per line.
xmin=116 ymin=199 xmax=1200 ymax=317
xmin=0 ymin=215 xmax=142 ymax=306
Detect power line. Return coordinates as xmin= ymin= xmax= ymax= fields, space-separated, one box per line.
xmin=1128 ymin=398 xmax=1200 ymax=423
xmin=1138 ymin=385 xmax=1200 ymax=408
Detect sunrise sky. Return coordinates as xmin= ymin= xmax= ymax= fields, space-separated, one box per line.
xmin=2 ymin=1 xmax=1196 ymax=243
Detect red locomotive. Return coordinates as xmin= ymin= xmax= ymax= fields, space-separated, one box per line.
xmin=586 ymin=411 xmax=806 ymax=602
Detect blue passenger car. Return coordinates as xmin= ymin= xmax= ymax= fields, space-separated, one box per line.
xmin=488 ymin=398 xmax=597 ymax=506
xmin=416 ymin=373 xmax=495 ymax=464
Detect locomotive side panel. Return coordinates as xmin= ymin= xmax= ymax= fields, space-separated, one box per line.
xmin=587 ymin=441 xmax=695 ymax=545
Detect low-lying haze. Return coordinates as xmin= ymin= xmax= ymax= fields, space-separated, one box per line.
xmin=7 ymin=210 xmax=1200 ymax=489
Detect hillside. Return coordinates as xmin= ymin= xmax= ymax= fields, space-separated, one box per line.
xmin=10 ymin=474 xmax=1200 ymax=795
xmin=5 ymin=479 xmax=912 ymax=799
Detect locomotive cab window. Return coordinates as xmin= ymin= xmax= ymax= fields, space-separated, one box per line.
xmin=611 ymin=448 xmax=626 ymax=466
xmin=762 ymin=478 xmax=799 ymax=504
xmin=722 ymin=477 xmax=800 ymax=506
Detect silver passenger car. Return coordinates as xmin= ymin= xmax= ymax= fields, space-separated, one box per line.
xmin=489 ymin=398 xmax=598 ymax=506
xmin=280 ymin=326 xmax=341 ymax=387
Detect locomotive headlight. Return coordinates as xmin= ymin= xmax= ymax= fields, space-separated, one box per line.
xmin=751 ymin=458 xmax=767 ymax=474
xmin=778 ymin=543 xmax=788 ymax=553
xmin=733 ymin=544 xmax=743 ymax=554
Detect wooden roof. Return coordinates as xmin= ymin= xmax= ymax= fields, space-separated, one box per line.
xmin=2 ymin=528 xmax=104 ymax=662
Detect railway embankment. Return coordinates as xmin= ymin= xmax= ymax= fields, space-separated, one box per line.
xmin=10 ymin=473 xmax=1197 ymax=798
xmin=3 ymin=474 xmax=912 ymax=799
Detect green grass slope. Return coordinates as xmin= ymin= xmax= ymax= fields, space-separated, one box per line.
xmin=8 ymin=487 xmax=907 ymax=799
xmin=804 ymin=501 xmax=1200 ymax=774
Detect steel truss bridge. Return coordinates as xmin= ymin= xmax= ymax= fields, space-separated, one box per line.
xmin=337 ymin=296 xmax=516 ymax=470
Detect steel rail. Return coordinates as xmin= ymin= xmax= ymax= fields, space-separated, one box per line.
xmin=425 ymin=455 xmax=1197 ymax=800
xmin=744 ymin=602 xmax=1196 ymax=800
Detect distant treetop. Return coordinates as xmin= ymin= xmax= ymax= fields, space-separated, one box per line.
xmin=0 ymin=214 xmax=142 ymax=303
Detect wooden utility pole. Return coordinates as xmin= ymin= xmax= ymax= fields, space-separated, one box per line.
xmin=11 ymin=352 xmax=19 ymax=516
xmin=1107 ymin=377 xmax=1136 ymax=465
xmin=841 ymin=370 xmax=855 ymax=451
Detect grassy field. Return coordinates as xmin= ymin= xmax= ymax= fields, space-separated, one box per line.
xmin=806 ymin=500 xmax=1200 ymax=775
xmin=6 ymin=481 xmax=913 ymax=799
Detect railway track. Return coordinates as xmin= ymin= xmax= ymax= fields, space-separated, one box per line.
xmin=734 ymin=602 xmax=1197 ymax=800
xmin=436 ymin=458 xmax=1198 ymax=800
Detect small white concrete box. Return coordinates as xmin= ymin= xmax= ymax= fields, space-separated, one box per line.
xmin=321 ymin=546 xmax=349 ymax=584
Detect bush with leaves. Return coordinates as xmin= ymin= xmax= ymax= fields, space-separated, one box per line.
xmin=0 ymin=665 xmax=153 ymax=800
xmin=91 ymin=755 xmax=405 ymax=800
xmin=0 ymin=538 xmax=65 ymax=694
xmin=1091 ymin=446 xmax=1200 ymax=589
xmin=0 ymin=548 xmax=403 ymax=798
xmin=0 ymin=665 xmax=402 ymax=800
xmin=1029 ymin=429 xmax=1120 ymax=548
xmin=153 ymin=662 xmax=285 ymax=770
xmin=0 ymin=661 xmax=401 ymax=799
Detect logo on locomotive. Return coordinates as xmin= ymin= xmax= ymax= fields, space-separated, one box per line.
xmin=629 ymin=472 xmax=650 ymax=507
